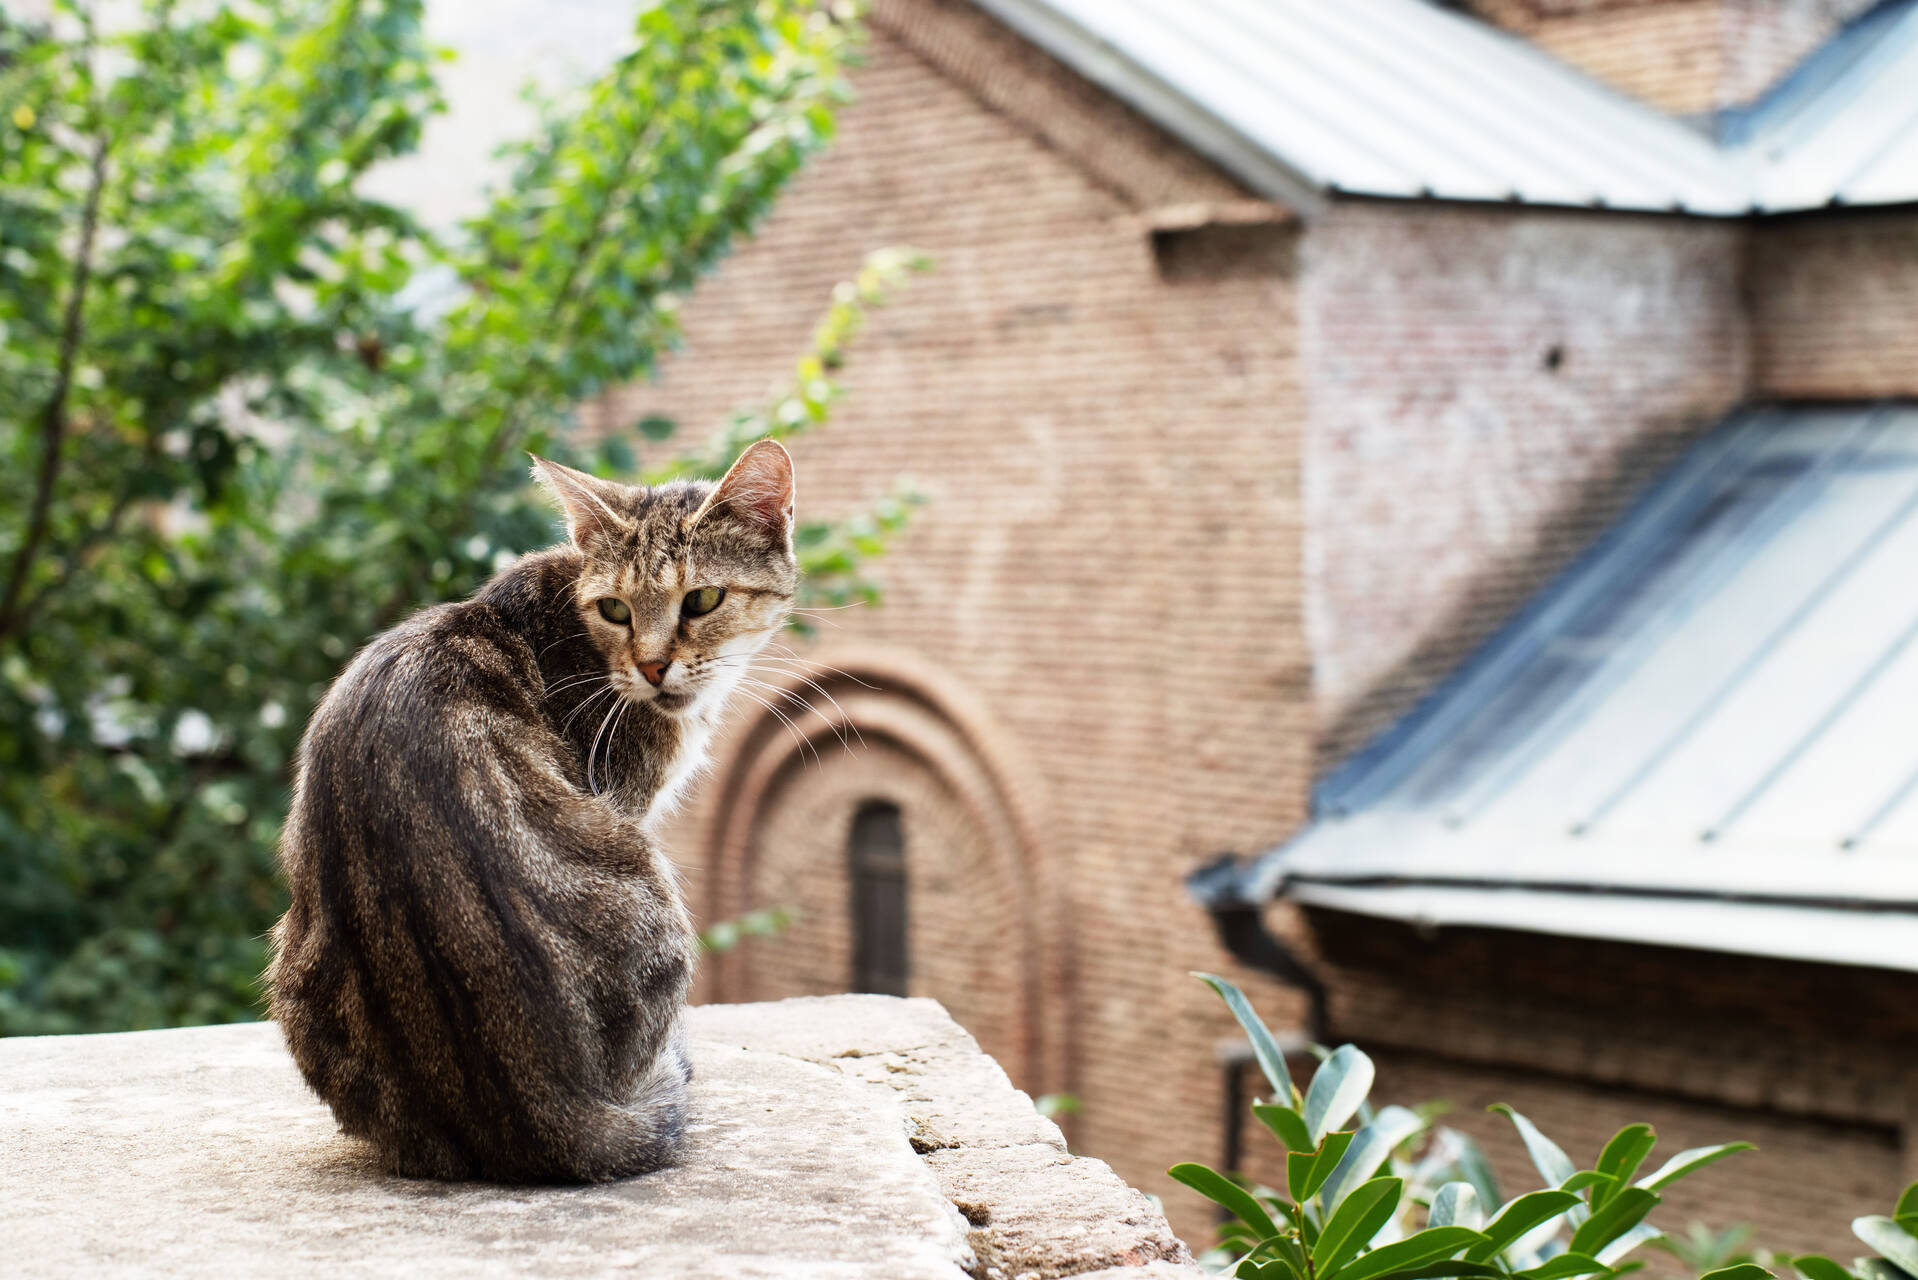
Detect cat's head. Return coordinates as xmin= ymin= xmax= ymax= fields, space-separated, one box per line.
xmin=531 ymin=440 xmax=798 ymax=718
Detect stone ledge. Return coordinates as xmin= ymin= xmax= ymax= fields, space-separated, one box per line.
xmin=0 ymin=994 xmax=1196 ymax=1279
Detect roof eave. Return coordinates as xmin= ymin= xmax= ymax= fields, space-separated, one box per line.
xmin=1285 ymin=880 xmax=1918 ymax=974
xmin=967 ymin=0 xmax=1331 ymax=219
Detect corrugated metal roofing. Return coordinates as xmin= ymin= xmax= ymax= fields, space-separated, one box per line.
xmin=1239 ymin=406 xmax=1918 ymax=972
xmin=969 ymin=0 xmax=1918 ymax=216
xmin=1730 ymin=0 xmax=1918 ymax=211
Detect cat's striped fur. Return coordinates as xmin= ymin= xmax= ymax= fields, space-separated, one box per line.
xmin=268 ymin=442 xmax=797 ymax=1182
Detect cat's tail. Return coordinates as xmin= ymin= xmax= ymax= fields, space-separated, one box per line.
xmin=557 ymin=1019 xmax=695 ymax=1182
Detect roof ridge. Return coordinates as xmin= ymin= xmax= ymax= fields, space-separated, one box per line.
xmin=964 ymin=0 xmax=1918 ymax=217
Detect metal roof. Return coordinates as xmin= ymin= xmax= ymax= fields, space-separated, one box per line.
xmin=1729 ymin=0 xmax=1918 ymax=212
xmin=969 ymin=0 xmax=1918 ymax=216
xmin=1239 ymin=405 xmax=1918 ymax=972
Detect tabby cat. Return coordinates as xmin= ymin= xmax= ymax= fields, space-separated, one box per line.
xmin=268 ymin=440 xmax=798 ymax=1182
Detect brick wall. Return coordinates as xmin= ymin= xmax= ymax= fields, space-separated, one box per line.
xmin=1750 ymin=212 xmax=1918 ymax=399
xmin=592 ymin=1 xmax=1318 ymax=1244
xmin=575 ymin=0 xmax=1911 ymax=1251
xmin=1719 ymin=0 xmax=1885 ymax=105
xmin=1270 ymin=908 xmax=1918 ymax=1255
xmin=1462 ymin=0 xmax=1879 ymax=116
xmin=1301 ymin=202 xmax=1749 ymax=766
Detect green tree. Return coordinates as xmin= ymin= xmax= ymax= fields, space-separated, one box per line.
xmin=0 ymin=0 xmax=917 ymax=1034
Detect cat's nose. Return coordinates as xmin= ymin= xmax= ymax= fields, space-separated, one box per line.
xmin=637 ymin=659 xmax=672 ymax=688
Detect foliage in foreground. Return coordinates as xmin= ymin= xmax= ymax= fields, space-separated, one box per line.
xmin=1786 ymin=1186 xmax=1918 ymax=1280
xmin=0 ymin=0 xmax=919 ymax=1034
xmin=1178 ymin=974 xmax=1918 ymax=1280
xmin=1176 ymin=972 xmax=1786 ymax=1280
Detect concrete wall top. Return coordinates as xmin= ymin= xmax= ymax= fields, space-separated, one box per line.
xmin=1 ymin=995 xmax=1196 ymax=1279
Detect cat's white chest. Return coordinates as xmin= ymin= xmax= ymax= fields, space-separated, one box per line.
xmin=645 ymin=716 xmax=714 ymax=828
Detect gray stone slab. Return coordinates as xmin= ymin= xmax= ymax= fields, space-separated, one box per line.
xmin=0 ymin=997 xmax=1195 ymax=1279
xmin=690 ymin=997 xmax=1197 ymax=1280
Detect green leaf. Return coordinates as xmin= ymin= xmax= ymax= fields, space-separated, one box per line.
xmin=595 ymin=436 xmax=636 ymax=474
xmin=1568 ymin=1188 xmax=1659 ymax=1256
xmin=1466 ymin=1190 xmax=1581 ymax=1261
xmin=1516 ymin=1252 xmax=1613 ymax=1280
xmin=1249 ymin=1231 xmax=1312 ymax=1280
xmin=1591 ymin=1125 xmax=1656 ymax=1210
xmin=1195 ymin=972 xmax=1296 ymax=1104
xmin=1290 ymin=1130 xmax=1357 ymax=1204
xmin=1699 ymin=1266 xmax=1775 ymax=1280
xmin=1166 ymin=1163 xmax=1283 ymax=1243
xmin=1288 ymin=1150 xmax=1316 ymax=1206
xmin=1322 ymin=1106 xmax=1428 ymax=1211
xmin=1240 ymin=1262 xmax=1297 ymax=1280
xmin=1429 ymin=1183 xmax=1483 ymax=1230
xmin=1311 ymin=1130 xmax=1357 ymax=1194
xmin=1794 ymin=1255 xmax=1857 ymax=1280
xmin=1560 ymin=1171 xmax=1615 ymax=1196
xmin=1255 ymin=1103 xmax=1315 ymax=1154
xmin=1312 ymin=1177 xmax=1405 ymax=1279
xmin=1898 ymin=1185 xmax=1918 ymax=1220
xmin=1451 ymin=1133 xmax=1503 ymax=1214
xmin=1634 ymin=1143 xmax=1755 ymax=1190
xmin=1305 ymin=1045 xmax=1377 ymax=1143
xmin=1488 ymin=1105 xmax=1578 ymax=1188
xmin=1854 ymin=1217 xmax=1918 ymax=1279
xmin=1595 ymin=1224 xmax=1663 ymax=1266
xmin=1326 ymin=1227 xmax=1489 ymax=1280
xmin=1369 ymin=1265 xmax=1508 ymax=1280
xmin=635 ymin=413 xmax=677 ymax=442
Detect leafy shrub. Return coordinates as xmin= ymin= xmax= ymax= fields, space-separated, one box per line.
xmin=0 ymin=0 xmax=917 ymax=1034
xmin=1652 ymin=1224 xmax=1764 ymax=1276
xmin=1174 ymin=972 xmax=1758 ymax=1280
xmin=1785 ymin=1185 xmax=1918 ymax=1280
xmin=699 ymin=908 xmax=794 ymax=955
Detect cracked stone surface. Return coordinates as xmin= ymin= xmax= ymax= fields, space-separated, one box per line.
xmin=694 ymin=996 xmax=1198 ymax=1280
xmin=0 ymin=995 xmax=1196 ymax=1279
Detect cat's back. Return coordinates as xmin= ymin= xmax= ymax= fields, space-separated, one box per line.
xmin=277 ymin=591 xmax=573 ymax=903
xmin=308 ymin=597 xmax=542 ymax=757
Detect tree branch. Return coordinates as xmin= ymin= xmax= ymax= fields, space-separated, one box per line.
xmin=9 ymin=474 xmax=143 ymax=636
xmin=0 ymin=131 xmax=109 ymax=647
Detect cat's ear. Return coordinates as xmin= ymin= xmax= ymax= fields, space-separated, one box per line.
xmin=529 ymin=455 xmax=631 ymax=547
xmin=693 ymin=439 xmax=795 ymax=542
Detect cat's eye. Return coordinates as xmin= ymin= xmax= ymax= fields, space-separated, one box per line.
xmin=596 ymin=598 xmax=631 ymax=625
xmin=681 ymin=586 xmax=725 ymax=618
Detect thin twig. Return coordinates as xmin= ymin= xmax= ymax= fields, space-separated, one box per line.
xmin=0 ymin=128 xmax=109 ymax=646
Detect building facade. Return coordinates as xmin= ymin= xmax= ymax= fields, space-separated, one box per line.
xmin=589 ymin=0 xmax=1918 ymax=1252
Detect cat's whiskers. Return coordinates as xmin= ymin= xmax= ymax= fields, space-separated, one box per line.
xmin=742 ymin=663 xmax=864 ymax=751
xmin=603 ymin=697 xmax=635 ymax=804
xmin=544 ymin=670 xmax=612 ymax=700
xmin=751 ymin=651 xmax=878 ymax=706
xmin=586 ymin=695 xmax=624 ymax=796
xmin=711 ymin=658 xmax=857 ymax=757
xmin=560 ymin=681 xmax=619 ymax=737
xmin=737 ymin=674 xmax=855 ymax=756
xmin=759 ymin=643 xmax=880 ymax=690
xmin=783 ymin=601 xmax=868 ymax=631
xmin=725 ymin=682 xmax=822 ymax=767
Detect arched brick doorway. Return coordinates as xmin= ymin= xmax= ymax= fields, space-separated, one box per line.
xmin=700 ymin=646 xmax=1071 ymax=1094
